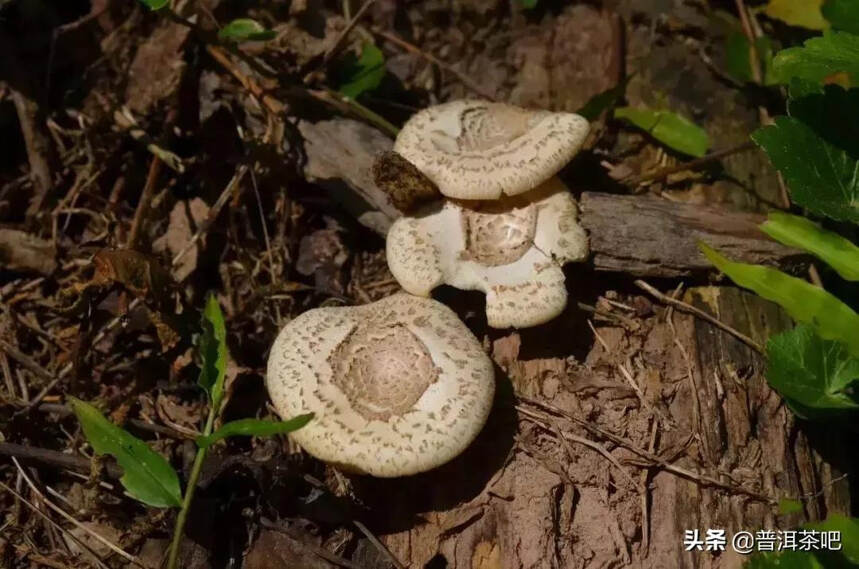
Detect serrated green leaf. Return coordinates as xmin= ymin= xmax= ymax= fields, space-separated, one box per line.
xmin=778 ymin=498 xmax=804 ymax=515
xmin=772 ymin=31 xmax=859 ymax=85
xmin=198 ymin=294 xmax=227 ymax=410
xmin=138 ymin=0 xmax=168 ymax=10
xmin=518 ymin=0 xmax=539 ymax=9
xmin=788 ymin=77 xmax=824 ymax=98
xmin=823 ymin=0 xmax=859 ymax=34
xmin=765 ymin=0 xmax=829 ymax=30
xmin=752 ymin=86 xmax=859 ymax=223
xmin=218 ymin=18 xmax=276 ymax=42
xmin=69 ymin=398 xmax=182 ymax=508
xmin=195 ymin=414 xmax=314 ymax=449
xmin=761 ymin=212 xmax=859 ymax=281
xmin=767 ymin=325 xmax=859 ymax=411
xmin=699 ymin=242 xmax=859 ymax=356
xmin=576 ymin=77 xmax=630 ymax=120
xmin=614 ymin=107 xmax=710 ymax=157
xmin=338 ymin=43 xmax=385 ymax=100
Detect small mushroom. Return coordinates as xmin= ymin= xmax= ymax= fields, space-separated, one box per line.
xmin=266 ymin=293 xmax=495 ymax=477
xmin=393 ymin=100 xmax=590 ymax=200
xmin=386 ymin=177 xmax=588 ymax=328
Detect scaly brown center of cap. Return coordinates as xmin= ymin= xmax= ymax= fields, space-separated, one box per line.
xmin=329 ymin=323 xmax=439 ymax=422
xmin=461 ymin=204 xmax=538 ymax=266
xmin=457 ymin=104 xmax=535 ymax=151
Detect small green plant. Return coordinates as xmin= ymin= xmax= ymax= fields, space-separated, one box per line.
xmin=701 ymin=5 xmax=859 ymax=418
xmin=614 ymin=107 xmax=711 ymax=157
xmin=137 ymin=0 xmax=275 ymax=44
xmin=71 ymin=295 xmax=312 ymax=569
xmin=217 ymin=18 xmax=276 ymax=42
xmin=700 ymin=6 xmax=859 ymax=566
xmin=336 ymin=42 xmax=387 ymax=100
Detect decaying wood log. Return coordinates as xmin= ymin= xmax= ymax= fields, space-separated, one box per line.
xmin=298 ymin=119 xmax=399 ymax=235
xmin=579 ymin=193 xmax=803 ymax=277
xmin=358 ymin=287 xmax=848 ymax=569
xmin=298 ymin=119 xmax=800 ymax=277
xmin=649 ymin=287 xmax=849 ymax=568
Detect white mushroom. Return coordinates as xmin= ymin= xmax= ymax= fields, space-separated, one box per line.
xmin=393 ymin=100 xmax=590 ymax=200
xmin=266 ymin=293 xmax=495 ymax=477
xmin=386 ymin=177 xmax=588 ymax=328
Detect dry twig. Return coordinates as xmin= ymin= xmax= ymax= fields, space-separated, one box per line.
xmin=634 ymin=280 xmax=764 ymax=353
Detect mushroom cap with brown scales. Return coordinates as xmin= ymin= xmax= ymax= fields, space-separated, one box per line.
xmin=265 ymin=294 xmax=495 ymax=477
xmin=386 ymin=177 xmax=589 ymax=329
xmin=393 ymin=100 xmax=590 ymax=200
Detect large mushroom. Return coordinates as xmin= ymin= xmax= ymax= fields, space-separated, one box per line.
xmin=266 ymin=293 xmax=495 ymax=477
xmin=383 ymin=100 xmax=591 ymax=328
xmin=393 ymin=99 xmax=589 ymax=200
xmin=386 ymin=178 xmax=588 ymax=328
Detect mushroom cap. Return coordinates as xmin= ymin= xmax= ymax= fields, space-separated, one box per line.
xmin=266 ymin=293 xmax=495 ymax=477
xmin=393 ymin=100 xmax=590 ymax=200
xmin=386 ymin=177 xmax=589 ymax=328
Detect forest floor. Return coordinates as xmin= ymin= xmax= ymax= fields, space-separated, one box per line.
xmin=0 ymin=1 xmax=851 ymax=568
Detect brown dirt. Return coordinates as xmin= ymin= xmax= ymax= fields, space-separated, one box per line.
xmin=0 ymin=1 xmax=851 ymax=569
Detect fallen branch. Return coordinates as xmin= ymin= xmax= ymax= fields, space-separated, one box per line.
xmin=580 ymin=192 xmax=804 ymax=277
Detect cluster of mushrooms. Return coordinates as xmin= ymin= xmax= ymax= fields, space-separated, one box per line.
xmin=267 ymin=100 xmax=591 ymax=477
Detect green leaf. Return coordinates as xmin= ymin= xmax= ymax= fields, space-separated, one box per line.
xmin=614 ymin=107 xmax=710 ymax=157
xmin=518 ymin=0 xmax=538 ymax=8
xmin=576 ymin=77 xmax=630 ymax=120
xmin=745 ymin=550 xmax=823 ymax=569
xmin=198 ymin=294 xmax=227 ymax=410
xmin=699 ymin=242 xmax=859 ymax=356
xmin=195 ymin=414 xmax=314 ymax=449
xmin=726 ymin=32 xmax=754 ymax=83
xmin=823 ymin=0 xmax=859 ymax=34
xmin=788 ymin=77 xmax=824 ymax=98
xmin=726 ymin=34 xmax=778 ymax=85
xmin=761 ymin=212 xmax=859 ymax=281
xmin=217 ymin=18 xmax=276 ymax=42
xmin=757 ymin=36 xmax=778 ymax=85
xmin=338 ymin=43 xmax=386 ymax=100
xmin=764 ymin=0 xmax=829 ymax=30
xmin=752 ymin=86 xmax=859 ymax=223
xmin=767 ymin=325 xmax=859 ymax=411
xmin=806 ymin=514 xmax=859 ymax=564
xmin=138 ymin=0 xmax=168 ymax=10
xmin=69 ymin=398 xmax=182 ymax=508
xmin=778 ymin=498 xmax=804 ymax=515
xmin=772 ymin=31 xmax=859 ymax=85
